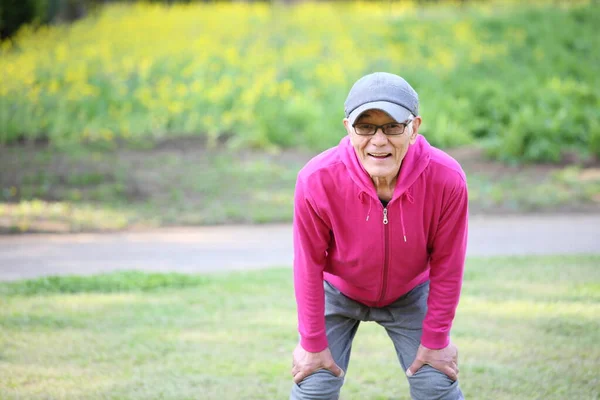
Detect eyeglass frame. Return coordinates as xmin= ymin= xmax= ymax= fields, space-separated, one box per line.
xmin=351 ymin=116 xmax=415 ymax=136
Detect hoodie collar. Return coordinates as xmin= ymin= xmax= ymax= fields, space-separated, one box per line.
xmin=339 ymin=134 xmax=431 ymax=202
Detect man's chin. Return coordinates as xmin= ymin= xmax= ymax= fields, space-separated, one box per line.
xmin=365 ymin=166 xmax=398 ymax=179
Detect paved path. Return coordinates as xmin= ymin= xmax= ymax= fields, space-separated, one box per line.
xmin=0 ymin=214 xmax=599 ymax=281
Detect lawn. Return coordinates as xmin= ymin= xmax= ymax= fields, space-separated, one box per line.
xmin=2 ymin=141 xmax=599 ymax=233
xmin=0 ymin=255 xmax=598 ymax=399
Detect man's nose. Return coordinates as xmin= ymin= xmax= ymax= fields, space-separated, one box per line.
xmin=370 ymin=127 xmax=388 ymax=145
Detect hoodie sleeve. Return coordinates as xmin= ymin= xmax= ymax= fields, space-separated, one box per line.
xmin=293 ymin=174 xmax=331 ymax=353
xmin=421 ymin=177 xmax=468 ymax=350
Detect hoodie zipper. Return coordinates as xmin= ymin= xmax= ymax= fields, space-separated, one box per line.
xmin=379 ymin=207 xmax=390 ymax=305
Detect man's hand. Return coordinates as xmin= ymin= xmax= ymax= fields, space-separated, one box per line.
xmin=291 ymin=343 xmax=345 ymax=384
xmin=406 ymin=341 xmax=459 ymax=381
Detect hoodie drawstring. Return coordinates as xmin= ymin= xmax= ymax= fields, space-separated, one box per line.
xmin=359 ymin=191 xmax=372 ymax=222
xmin=360 ymin=188 xmax=414 ymax=241
xmin=400 ymin=203 xmax=407 ymax=242
xmin=399 ymin=188 xmax=414 ymax=242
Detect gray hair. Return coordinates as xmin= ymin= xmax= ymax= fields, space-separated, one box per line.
xmin=405 ymin=114 xmax=416 ymax=135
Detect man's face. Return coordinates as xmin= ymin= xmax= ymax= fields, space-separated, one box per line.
xmin=344 ymin=109 xmax=421 ymax=182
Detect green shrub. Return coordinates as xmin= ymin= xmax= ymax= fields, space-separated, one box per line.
xmin=0 ymin=2 xmax=597 ymax=163
xmin=451 ymin=5 xmax=600 ymax=162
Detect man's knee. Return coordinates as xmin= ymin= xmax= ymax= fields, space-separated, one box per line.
xmin=408 ymin=365 xmax=464 ymax=400
xmin=290 ymin=369 xmax=345 ymax=400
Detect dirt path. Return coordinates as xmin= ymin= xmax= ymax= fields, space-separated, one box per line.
xmin=1 ymin=214 xmax=599 ymax=281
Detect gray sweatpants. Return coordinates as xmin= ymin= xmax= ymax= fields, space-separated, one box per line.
xmin=290 ymin=280 xmax=464 ymax=400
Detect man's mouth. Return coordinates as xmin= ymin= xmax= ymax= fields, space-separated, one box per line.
xmin=368 ymin=153 xmax=392 ymax=159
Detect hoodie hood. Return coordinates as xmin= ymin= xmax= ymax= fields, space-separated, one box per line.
xmin=339 ymin=134 xmax=432 ymax=202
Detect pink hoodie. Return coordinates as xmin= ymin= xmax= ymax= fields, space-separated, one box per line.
xmin=293 ymin=134 xmax=468 ymax=353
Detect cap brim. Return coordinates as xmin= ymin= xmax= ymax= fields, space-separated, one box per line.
xmin=348 ymin=101 xmax=412 ymax=125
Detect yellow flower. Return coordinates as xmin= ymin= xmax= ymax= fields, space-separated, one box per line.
xmin=0 ymin=0 xmax=573 ymax=150
xmin=176 ymin=84 xmax=188 ymax=98
xmin=101 ymin=129 xmax=114 ymax=142
xmin=48 ymin=80 xmax=60 ymax=94
xmin=168 ymin=102 xmax=184 ymax=115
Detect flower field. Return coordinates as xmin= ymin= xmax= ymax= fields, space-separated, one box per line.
xmin=1 ymin=1 xmax=598 ymax=162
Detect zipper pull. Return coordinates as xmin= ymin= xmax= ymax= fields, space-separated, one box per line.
xmin=383 ymin=208 xmax=388 ymax=225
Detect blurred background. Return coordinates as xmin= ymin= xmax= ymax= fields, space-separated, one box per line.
xmin=1 ymin=0 xmax=599 ymax=232
xmin=1 ymin=3 xmax=599 ymax=399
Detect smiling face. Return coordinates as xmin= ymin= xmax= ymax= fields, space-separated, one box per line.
xmin=344 ymin=109 xmax=421 ymax=189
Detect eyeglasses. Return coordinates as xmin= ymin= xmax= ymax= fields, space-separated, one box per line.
xmin=352 ymin=119 xmax=414 ymax=136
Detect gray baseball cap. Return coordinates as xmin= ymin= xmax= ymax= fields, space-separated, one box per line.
xmin=344 ymin=72 xmax=419 ymax=125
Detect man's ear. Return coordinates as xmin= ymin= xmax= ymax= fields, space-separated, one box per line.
xmin=409 ymin=116 xmax=422 ymax=144
xmin=343 ymin=118 xmax=353 ymax=137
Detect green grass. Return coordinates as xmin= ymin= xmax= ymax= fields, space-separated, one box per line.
xmin=0 ymin=255 xmax=599 ymax=399
xmin=0 ymin=143 xmax=304 ymax=232
xmin=2 ymin=143 xmax=599 ymax=233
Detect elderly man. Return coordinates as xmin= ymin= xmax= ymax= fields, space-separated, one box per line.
xmin=290 ymin=72 xmax=467 ymax=399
